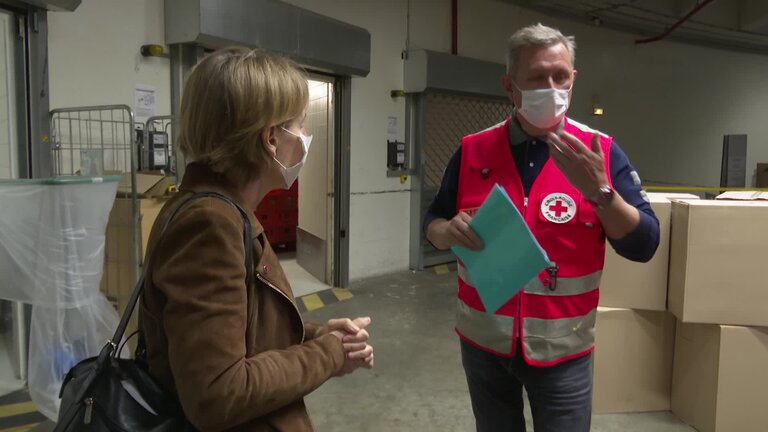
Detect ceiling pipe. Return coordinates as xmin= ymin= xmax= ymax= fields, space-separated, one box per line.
xmin=635 ymin=0 xmax=717 ymax=44
xmin=451 ymin=0 xmax=458 ymax=55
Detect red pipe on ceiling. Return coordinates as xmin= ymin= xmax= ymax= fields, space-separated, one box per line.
xmin=635 ymin=0 xmax=717 ymax=44
xmin=451 ymin=0 xmax=458 ymax=55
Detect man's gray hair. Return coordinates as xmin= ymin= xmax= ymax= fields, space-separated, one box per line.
xmin=506 ymin=23 xmax=576 ymax=74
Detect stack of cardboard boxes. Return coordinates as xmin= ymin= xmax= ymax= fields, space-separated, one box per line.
xmin=593 ymin=192 xmax=768 ymax=432
xmin=100 ymin=172 xmax=174 ymax=349
xmin=593 ymin=192 xmax=692 ymax=414
xmin=668 ymin=197 xmax=768 ymax=432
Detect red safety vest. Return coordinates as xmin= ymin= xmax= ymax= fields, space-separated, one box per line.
xmin=455 ymin=116 xmax=613 ymax=367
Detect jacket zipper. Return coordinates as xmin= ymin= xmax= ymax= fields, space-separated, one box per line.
xmin=255 ymin=272 xmax=306 ymax=344
xmin=517 ymin=188 xmax=527 ymax=357
xmin=83 ymin=397 xmax=93 ymax=425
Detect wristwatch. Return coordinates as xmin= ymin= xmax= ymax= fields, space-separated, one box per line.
xmin=589 ymin=185 xmax=615 ymax=209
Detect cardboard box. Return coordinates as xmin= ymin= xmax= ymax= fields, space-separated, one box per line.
xmin=593 ymin=307 xmax=675 ymax=413
xmin=101 ymin=261 xmax=139 ymax=354
xmin=668 ymin=199 xmax=768 ymax=326
xmin=115 ymin=171 xmax=175 ymax=198
xmin=599 ymin=193 xmax=698 ymax=311
xmin=100 ymin=197 xmax=169 ymax=356
xmin=652 ymin=192 xmax=703 ymax=200
xmin=96 ymin=172 xmax=173 ymax=356
xmin=671 ymin=323 xmax=768 ymax=432
xmin=106 ymin=198 xmax=167 ymax=263
xmin=715 ymin=190 xmax=768 ymax=200
xmin=100 ymin=197 xmax=168 ymax=314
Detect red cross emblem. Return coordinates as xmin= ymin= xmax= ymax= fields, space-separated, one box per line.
xmin=549 ymin=200 xmax=569 ymax=217
xmin=540 ymin=193 xmax=576 ymax=223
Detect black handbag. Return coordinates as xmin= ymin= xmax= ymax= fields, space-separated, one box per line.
xmin=54 ymin=191 xmax=254 ymax=432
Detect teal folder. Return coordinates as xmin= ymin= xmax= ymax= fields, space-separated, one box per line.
xmin=451 ymin=184 xmax=550 ymax=313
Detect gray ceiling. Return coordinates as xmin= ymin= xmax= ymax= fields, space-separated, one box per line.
xmin=499 ymin=0 xmax=768 ymax=53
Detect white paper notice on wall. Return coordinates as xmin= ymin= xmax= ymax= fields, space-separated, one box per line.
xmin=387 ymin=116 xmax=398 ymax=139
xmin=134 ymin=84 xmax=156 ymax=123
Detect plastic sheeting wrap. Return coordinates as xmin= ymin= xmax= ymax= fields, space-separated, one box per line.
xmin=0 ymin=176 xmax=122 ymax=420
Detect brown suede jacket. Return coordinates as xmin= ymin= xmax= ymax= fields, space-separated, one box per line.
xmin=140 ymin=163 xmax=345 ymax=432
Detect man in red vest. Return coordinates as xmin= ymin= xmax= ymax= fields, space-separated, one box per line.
xmin=424 ymin=23 xmax=660 ymax=431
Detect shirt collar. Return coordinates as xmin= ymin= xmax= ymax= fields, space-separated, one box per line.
xmin=508 ymin=109 xmax=566 ymax=146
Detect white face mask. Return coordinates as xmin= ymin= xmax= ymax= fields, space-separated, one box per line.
xmin=514 ymin=83 xmax=572 ymax=129
xmin=275 ymin=127 xmax=312 ymax=189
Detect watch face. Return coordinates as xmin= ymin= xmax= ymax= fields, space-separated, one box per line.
xmin=598 ymin=186 xmax=614 ymax=206
xmin=590 ymin=186 xmax=614 ymax=208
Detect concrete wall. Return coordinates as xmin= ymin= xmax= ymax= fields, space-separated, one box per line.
xmin=48 ymin=0 xmax=170 ymax=116
xmin=46 ymin=0 xmax=768 ymax=280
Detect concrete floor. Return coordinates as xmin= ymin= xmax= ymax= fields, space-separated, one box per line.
xmin=279 ymin=251 xmax=331 ymax=297
xmin=303 ymin=268 xmax=697 ymax=432
xmin=31 ymin=268 xmax=698 ymax=432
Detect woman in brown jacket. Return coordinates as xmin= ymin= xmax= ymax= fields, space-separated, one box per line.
xmin=139 ymin=47 xmax=374 ymax=432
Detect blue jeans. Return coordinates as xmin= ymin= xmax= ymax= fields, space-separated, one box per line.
xmin=460 ymin=340 xmax=593 ymax=432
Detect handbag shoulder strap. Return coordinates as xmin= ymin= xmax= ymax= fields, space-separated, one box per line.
xmin=110 ymin=191 xmax=254 ymax=356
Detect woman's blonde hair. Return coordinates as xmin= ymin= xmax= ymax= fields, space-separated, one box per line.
xmin=178 ymin=47 xmax=309 ymax=187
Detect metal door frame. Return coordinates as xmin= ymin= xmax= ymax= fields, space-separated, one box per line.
xmin=0 ymin=2 xmax=52 ymax=178
xmin=3 ymin=5 xmax=32 ymax=384
xmin=407 ymin=93 xmax=429 ymax=271
xmin=24 ymin=6 xmax=49 ymax=177
xmin=300 ymin=72 xmax=349 ymax=288
xmin=332 ymin=76 xmax=350 ymax=288
xmin=0 ymin=3 xmax=47 ymax=383
xmin=1 ymin=4 xmax=30 ymax=178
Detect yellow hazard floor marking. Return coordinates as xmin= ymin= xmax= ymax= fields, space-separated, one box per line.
xmin=434 ymin=264 xmax=450 ymax=275
xmin=0 ymin=402 xmax=36 ymax=419
xmin=301 ymin=294 xmax=324 ymax=312
xmin=332 ymin=288 xmax=353 ymax=302
xmin=0 ymin=424 xmax=40 ymax=432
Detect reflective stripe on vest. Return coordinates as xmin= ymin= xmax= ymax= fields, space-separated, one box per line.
xmin=457 ymin=262 xmax=601 ymax=361
xmin=457 ymin=263 xmax=472 ymax=285
xmin=522 ymin=308 xmax=596 ymax=364
xmin=456 ymin=299 xmax=514 ymax=354
xmin=523 ymin=271 xmax=603 ymax=296
xmin=458 ymin=262 xmax=601 ymax=297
